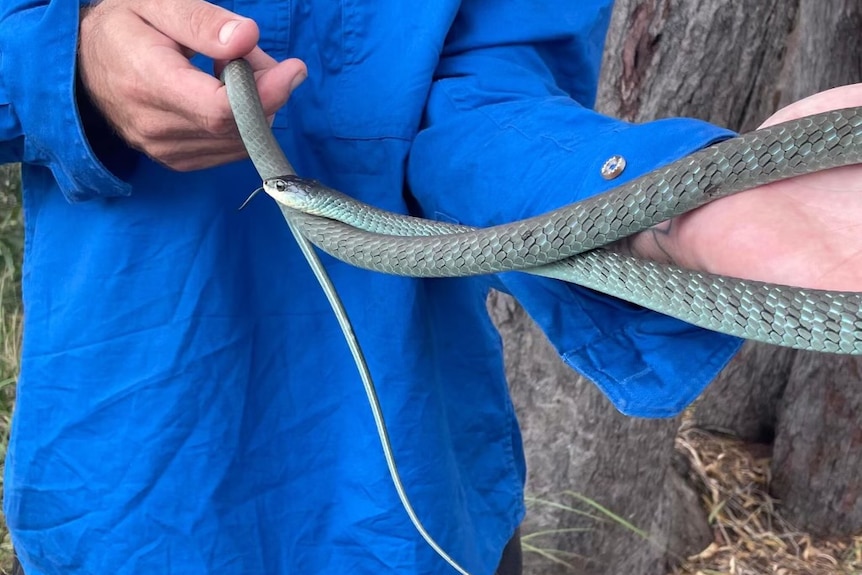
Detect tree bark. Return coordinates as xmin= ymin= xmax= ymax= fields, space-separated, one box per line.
xmin=488 ymin=293 xmax=710 ymax=575
xmin=690 ymin=0 xmax=862 ymax=536
xmin=598 ymin=0 xmax=796 ymax=130
xmin=771 ymin=352 xmax=862 ymax=536
xmin=498 ymin=1 xmax=862 ymax=573
xmin=693 ymin=345 xmax=794 ymax=442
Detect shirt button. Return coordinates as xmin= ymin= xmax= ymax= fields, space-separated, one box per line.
xmin=601 ymin=155 xmax=626 ymax=180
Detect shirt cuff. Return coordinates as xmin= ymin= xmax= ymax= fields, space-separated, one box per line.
xmin=0 ymin=0 xmax=133 ymax=201
xmin=496 ymin=117 xmax=743 ymax=417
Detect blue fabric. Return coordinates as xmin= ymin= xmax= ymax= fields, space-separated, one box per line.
xmin=0 ymin=1 xmax=741 ymax=573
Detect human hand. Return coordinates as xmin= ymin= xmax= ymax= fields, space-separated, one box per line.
xmin=625 ymin=84 xmax=862 ymax=291
xmin=77 ymin=0 xmax=307 ymax=171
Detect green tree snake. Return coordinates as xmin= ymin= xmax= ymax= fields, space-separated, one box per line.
xmin=222 ymin=58 xmax=862 ymax=574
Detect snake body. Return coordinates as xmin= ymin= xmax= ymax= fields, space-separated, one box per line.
xmin=225 ymin=59 xmax=862 ymax=353
xmin=276 ymin=113 xmax=862 ymax=277
xmin=266 ymin=170 xmax=862 ymax=354
xmin=222 ymin=58 xmax=862 ymax=574
xmin=261 ymin=114 xmax=862 ymax=354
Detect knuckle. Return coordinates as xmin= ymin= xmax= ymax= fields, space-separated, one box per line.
xmin=168 ymin=159 xmax=196 ymax=172
xmin=197 ymin=110 xmax=237 ymax=137
xmin=133 ymin=118 xmax=163 ymax=141
xmin=113 ymin=75 xmax=139 ymax=101
xmin=149 ymin=145 xmax=187 ymax=171
xmin=121 ymin=118 xmax=167 ymax=158
xmin=125 ymin=133 xmax=152 ymax=156
xmin=185 ymin=3 xmax=226 ymax=47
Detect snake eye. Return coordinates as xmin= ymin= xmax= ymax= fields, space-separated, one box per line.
xmin=274 ymin=179 xmax=288 ymax=192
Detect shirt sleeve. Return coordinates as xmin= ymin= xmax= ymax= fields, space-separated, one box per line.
xmin=0 ymin=0 xmax=132 ymax=201
xmin=407 ymin=0 xmax=743 ymax=418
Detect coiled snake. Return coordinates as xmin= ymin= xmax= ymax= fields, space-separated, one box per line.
xmin=222 ymin=59 xmax=862 ymax=574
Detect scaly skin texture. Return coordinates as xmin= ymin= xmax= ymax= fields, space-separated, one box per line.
xmin=226 ymin=60 xmax=862 ymax=354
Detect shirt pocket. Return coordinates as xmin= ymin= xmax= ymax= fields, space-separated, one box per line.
xmin=327 ymin=0 xmax=453 ymax=141
xmin=229 ymin=0 xmax=292 ymax=60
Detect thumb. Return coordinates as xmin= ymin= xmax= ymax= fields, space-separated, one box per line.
xmin=760 ymin=83 xmax=862 ymax=128
xmin=132 ymin=0 xmax=259 ymax=60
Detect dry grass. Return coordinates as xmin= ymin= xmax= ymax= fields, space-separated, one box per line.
xmin=0 ymin=163 xmax=21 ymax=574
xmin=522 ymin=423 xmax=861 ymax=575
xmin=672 ymin=424 xmax=862 ymax=575
xmin=0 ymin=297 xmax=19 ymax=574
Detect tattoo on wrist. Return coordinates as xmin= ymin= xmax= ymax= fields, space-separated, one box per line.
xmin=610 ymin=220 xmax=678 ymax=265
xmin=613 ymin=235 xmax=637 ymax=257
xmin=649 ymin=220 xmax=677 ymax=264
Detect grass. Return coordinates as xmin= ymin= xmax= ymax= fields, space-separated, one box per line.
xmin=670 ymin=424 xmax=862 ymax=575
xmin=522 ymin=492 xmax=653 ymax=570
xmin=0 ymin=163 xmax=22 ymax=573
xmin=521 ymin=424 xmax=862 ymax=575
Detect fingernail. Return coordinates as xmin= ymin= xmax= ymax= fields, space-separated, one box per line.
xmin=219 ymin=20 xmax=241 ymax=45
xmin=290 ymin=72 xmax=307 ymax=92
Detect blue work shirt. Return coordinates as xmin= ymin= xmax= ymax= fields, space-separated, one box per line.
xmin=0 ymin=1 xmax=741 ymax=573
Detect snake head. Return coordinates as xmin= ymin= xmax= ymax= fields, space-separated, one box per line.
xmin=262 ymin=175 xmax=315 ymax=209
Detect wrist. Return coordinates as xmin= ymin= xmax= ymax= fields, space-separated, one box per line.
xmin=76 ymin=2 xmax=139 ymax=179
xmin=613 ymin=212 xmax=707 ymax=272
xmin=74 ymin=68 xmax=139 ymax=180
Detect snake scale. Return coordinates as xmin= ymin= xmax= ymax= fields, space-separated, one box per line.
xmin=222 ymin=59 xmax=862 ymax=574
xmin=224 ymin=60 xmax=862 ymax=354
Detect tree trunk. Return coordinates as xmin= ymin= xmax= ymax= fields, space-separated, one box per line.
xmin=488 ymin=293 xmax=710 ymax=575
xmin=771 ymin=352 xmax=862 ymax=536
xmin=692 ymin=345 xmax=794 ymax=441
xmin=497 ymin=1 xmax=862 ymax=573
xmin=690 ymin=0 xmax=862 ymax=535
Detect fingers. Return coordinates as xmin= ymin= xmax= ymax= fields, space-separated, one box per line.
xmin=77 ymin=0 xmax=307 ymax=171
xmin=153 ymin=137 xmax=252 ymax=171
xmin=214 ymin=50 xmax=308 ymax=116
xmin=249 ymin=55 xmax=308 ymax=117
xmin=130 ymin=0 xmax=260 ymax=61
xmin=760 ymin=83 xmax=862 ymax=128
xmin=154 ymin=55 xmax=307 ymax=140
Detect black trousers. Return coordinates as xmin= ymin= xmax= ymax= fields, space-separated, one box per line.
xmin=495 ymin=528 xmax=523 ymax=575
